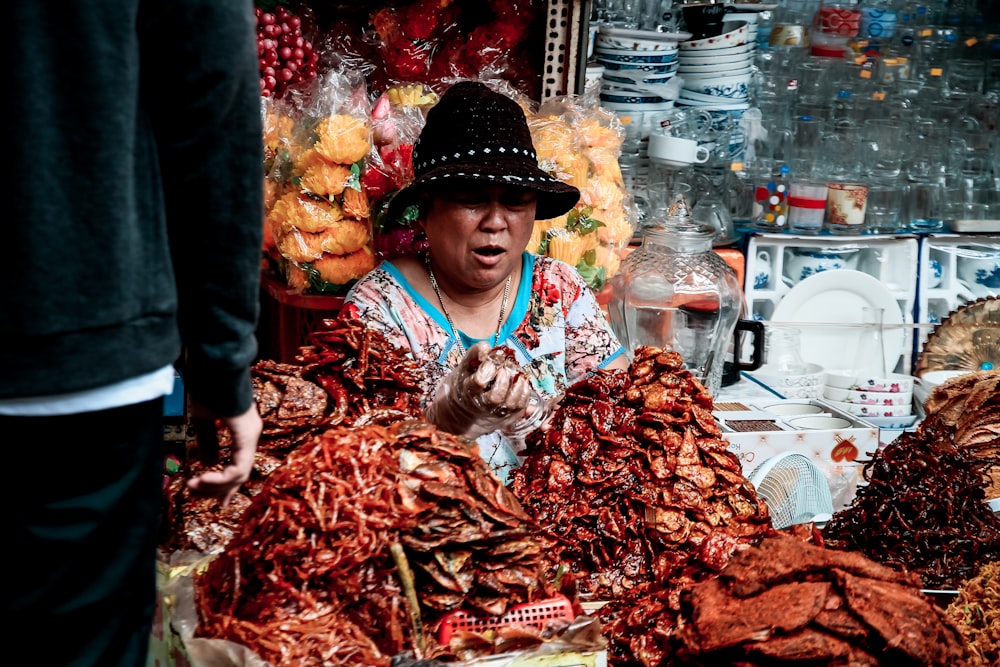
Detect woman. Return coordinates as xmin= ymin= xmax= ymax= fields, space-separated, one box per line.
xmin=340 ymin=80 xmax=628 ymax=481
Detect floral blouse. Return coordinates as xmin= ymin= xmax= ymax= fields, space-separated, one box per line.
xmin=339 ymin=252 xmax=625 ymax=481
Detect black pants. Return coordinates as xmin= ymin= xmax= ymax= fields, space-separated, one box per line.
xmin=1 ymin=399 xmax=165 ymax=667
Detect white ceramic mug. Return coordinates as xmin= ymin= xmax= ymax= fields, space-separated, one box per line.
xmin=956 ymin=249 xmax=1000 ymax=295
xmin=648 ymin=133 xmax=711 ymax=167
xmin=783 ymin=247 xmax=861 ymax=285
xmin=926 ymin=257 xmax=943 ymax=289
xmin=752 ymin=249 xmax=772 ymax=290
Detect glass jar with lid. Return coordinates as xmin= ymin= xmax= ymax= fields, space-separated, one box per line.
xmin=607 ymin=197 xmax=764 ymax=396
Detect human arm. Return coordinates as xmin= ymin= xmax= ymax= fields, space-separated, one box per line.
xmin=143 ymin=0 xmax=265 ymax=500
xmin=187 ymin=402 xmax=262 ymax=507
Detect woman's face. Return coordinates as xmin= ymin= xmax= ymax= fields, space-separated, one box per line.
xmin=422 ymin=183 xmax=537 ymax=293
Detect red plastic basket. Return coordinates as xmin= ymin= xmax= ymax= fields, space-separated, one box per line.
xmin=437 ymin=595 xmax=575 ymax=643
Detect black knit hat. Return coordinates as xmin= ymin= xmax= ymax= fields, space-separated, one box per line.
xmin=385 ymin=80 xmax=581 ymax=223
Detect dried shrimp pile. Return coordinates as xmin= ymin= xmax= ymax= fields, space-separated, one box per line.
xmin=509 ymin=347 xmax=773 ymax=666
xmin=821 ymin=413 xmax=1000 ymax=590
xmin=195 ymin=421 xmax=564 ymax=667
xmin=673 ymin=533 xmax=969 ymax=666
xmin=161 ymin=317 xmax=427 ymax=554
xmin=945 ymin=561 xmax=999 ymax=667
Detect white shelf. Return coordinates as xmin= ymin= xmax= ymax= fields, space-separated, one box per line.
xmin=744 ymin=232 xmax=919 ymax=374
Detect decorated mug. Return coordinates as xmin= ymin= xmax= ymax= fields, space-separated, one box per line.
xmin=753 ymin=249 xmax=772 ymax=290
xmin=783 ymin=247 xmax=860 ymax=285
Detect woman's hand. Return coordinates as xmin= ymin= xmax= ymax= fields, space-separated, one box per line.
xmin=464 ymin=342 xmax=533 ymax=419
xmin=426 ymin=342 xmax=533 ymax=439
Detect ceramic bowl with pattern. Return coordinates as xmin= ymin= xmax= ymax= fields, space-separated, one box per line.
xmin=680 ymin=71 xmax=752 ymax=99
xmin=603 ymin=70 xmax=678 ymax=85
xmin=679 ymin=20 xmax=750 ymax=50
xmin=779 ymin=384 xmax=825 ymax=399
xmin=594 ymin=47 xmax=679 ymax=64
xmin=676 ymin=58 xmax=753 ymax=74
xmin=596 ymin=26 xmax=688 ymax=52
xmin=823 ymin=398 xmax=912 ymax=418
xmin=596 ymin=58 xmax=677 ymax=74
xmin=863 ymin=414 xmax=919 ymax=429
xmin=678 ymin=64 xmax=752 ymax=78
xmin=600 ymin=91 xmax=672 ymax=105
xmin=824 ymin=371 xmax=914 ymax=393
xmin=823 ymin=386 xmax=912 ymax=405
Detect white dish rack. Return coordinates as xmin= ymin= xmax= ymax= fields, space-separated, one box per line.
xmin=917 ymin=233 xmax=1000 ymax=353
xmin=743 ymin=233 xmax=919 ymax=374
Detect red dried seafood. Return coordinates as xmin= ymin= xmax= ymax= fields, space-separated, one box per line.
xmin=673 ymin=534 xmax=970 ymax=666
xmin=509 ymin=346 xmax=773 ymax=666
xmin=195 ymin=421 xmax=565 ymax=666
xmin=161 ymin=318 xmax=428 ymax=554
xmin=821 ymin=413 xmax=1000 ymax=590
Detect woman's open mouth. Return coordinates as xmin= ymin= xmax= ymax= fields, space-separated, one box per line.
xmin=474 ymin=246 xmax=505 ymax=257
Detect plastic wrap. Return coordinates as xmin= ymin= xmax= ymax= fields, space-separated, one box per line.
xmin=262 ymin=68 xmax=377 ymax=294
xmin=528 ymin=96 xmax=639 ymax=291
xmin=366 ymin=82 xmax=439 ymax=261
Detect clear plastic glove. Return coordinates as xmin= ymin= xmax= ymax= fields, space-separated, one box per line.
xmin=425 ymin=341 xmax=534 ymax=439
xmin=504 ymin=389 xmax=563 ymax=439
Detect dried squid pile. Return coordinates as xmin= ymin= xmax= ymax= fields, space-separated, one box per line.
xmin=161 ymin=317 xmax=428 ymax=554
xmin=195 ymin=421 xmax=565 ymax=667
xmin=509 ymin=346 xmax=773 ymax=666
xmin=672 ymin=533 xmax=969 ymax=666
xmin=821 ymin=413 xmax=1000 ymax=590
xmin=923 ymin=370 xmax=1000 ymax=498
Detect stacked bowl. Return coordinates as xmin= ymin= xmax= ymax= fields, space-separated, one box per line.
xmin=595 ymin=27 xmax=681 ymax=113
xmin=746 ymin=362 xmax=826 ymax=399
xmin=821 ymin=370 xmax=917 ymax=427
xmin=913 ymin=369 xmax=972 ymax=407
xmin=676 ymin=20 xmax=754 ymax=109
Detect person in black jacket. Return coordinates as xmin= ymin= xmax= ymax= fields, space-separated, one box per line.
xmin=1 ymin=2 xmax=264 ymax=665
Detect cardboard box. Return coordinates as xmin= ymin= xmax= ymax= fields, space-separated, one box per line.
xmin=743 ymin=232 xmax=919 ymax=374
xmin=716 ymin=399 xmax=880 ymax=511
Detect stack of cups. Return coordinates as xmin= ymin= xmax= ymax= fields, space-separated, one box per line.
xmin=858 ymin=2 xmax=897 ymax=41
xmin=810 ymin=1 xmax=861 ymax=58
xmin=826 ymin=182 xmax=870 ymax=235
xmin=865 ymin=180 xmax=906 ymax=233
xmin=787 ymin=180 xmax=829 ymax=235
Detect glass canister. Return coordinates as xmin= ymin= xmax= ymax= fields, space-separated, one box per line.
xmin=607 ymin=207 xmax=760 ymax=396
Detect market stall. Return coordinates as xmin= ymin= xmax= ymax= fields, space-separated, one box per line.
xmin=155 ymin=2 xmax=1000 ymax=665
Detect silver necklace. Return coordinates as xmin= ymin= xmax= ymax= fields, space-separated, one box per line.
xmin=425 ymin=253 xmax=511 ymax=356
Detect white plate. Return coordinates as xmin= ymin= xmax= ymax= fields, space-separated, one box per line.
xmin=770 ymin=270 xmax=905 ymax=373
xmin=599 ymin=26 xmax=692 ymax=43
